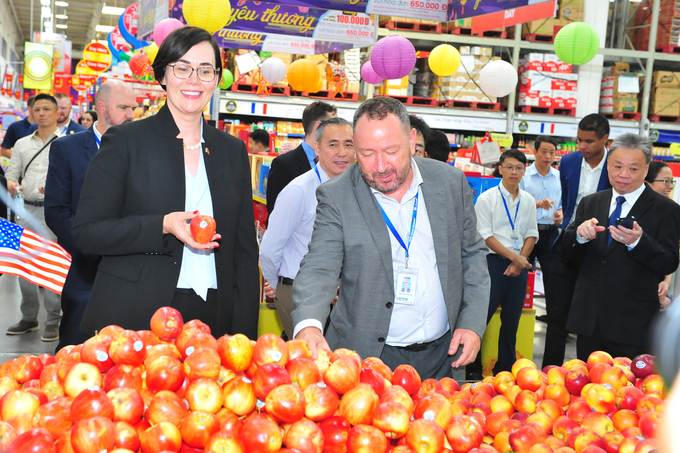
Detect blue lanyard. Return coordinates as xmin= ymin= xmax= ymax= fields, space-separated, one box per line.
xmin=377 ymin=192 xmax=419 ymax=268
xmin=94 ymin=134 xmax=101 ymax=148
xmin=499 ymin=185 xmax=520 ymax=232
xmin=314 ymin=166 xmax=321 ymax=184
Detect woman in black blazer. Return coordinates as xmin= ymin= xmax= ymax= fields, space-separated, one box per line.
xmin=73 ymin=27 xmax=259 ymax=339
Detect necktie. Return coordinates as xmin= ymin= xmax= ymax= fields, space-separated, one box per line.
xmin=608 ymin=196 xmax=626 ymax=246
xmin=314 ymin=156 xmax=319 ymax=164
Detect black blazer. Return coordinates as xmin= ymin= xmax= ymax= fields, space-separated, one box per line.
xmin=73 ymin=105 xmax=260 ymax=338
xmin=563 ymin=185 xmax=680 ymax=347
xmin=265 ymin=143 xmax=312 ymax=217
xmin=45 ymin=128 xmax=101 ymax=290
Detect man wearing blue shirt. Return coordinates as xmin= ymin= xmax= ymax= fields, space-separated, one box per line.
xmin=1 ymin=96 xmax=36 ymax=159
xmin=520 ymin=137 xmax=562 ymax=323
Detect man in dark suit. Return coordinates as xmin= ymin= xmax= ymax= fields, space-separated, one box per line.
xmin=543 ymin=114 xmax=612 ymax=367
xmin=1 ymin=95 xmax=36 ymax=159
xmin=563 ymin=133 xmax=680 ymax=359
xmin=45 ymin=80 xmax=136 ymax=350
xmin=29 ymin=92 xmax=86 ymax=137
xmin=265 ymin=101 xmax=337 ymax=217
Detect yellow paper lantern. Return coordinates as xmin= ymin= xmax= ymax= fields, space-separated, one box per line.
xmin=287 ymin=59 xmax=321 ymax=92
xmin=182 ymin=0 xmax=231 ymax=34
xmin=310 ymin=77 xmax=324 ymax=93
xmin=428 ymin=44 xmax=461 ymax=77
xmin=145 ymin=42 xmax=159 ymax=63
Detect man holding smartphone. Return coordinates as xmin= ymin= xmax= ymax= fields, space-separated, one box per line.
xmin=563 ymin=133 xmax=680 ymax=360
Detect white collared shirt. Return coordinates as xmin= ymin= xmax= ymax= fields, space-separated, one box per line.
xmin=5 ymin=128 xmax=60 ymax=202
xmin=569 ymin=155 xmax=606 ymax=226
xmin=93 ymin=121 xmax=103 ymax=148
xmin=475 ymin=182 xmax=539 ymax=252
xmin=260 ymin=165 xmax=330 ymax=290
xmin=520 ymin=164 xmax=562 ymax=225
xmin=371 ymin=159 xmax=449 ymax=346
xmin=176 ymin=133 xmax=217 ymax=300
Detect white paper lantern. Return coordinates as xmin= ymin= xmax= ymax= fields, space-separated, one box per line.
xmin=479 ymin=60 xmax=518 ymax=98
xmin=261 ymin=57 xmax=288 ymax=84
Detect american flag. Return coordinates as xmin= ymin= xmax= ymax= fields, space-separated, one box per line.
xmin=0 ymin=218 xmax=71 ymax=295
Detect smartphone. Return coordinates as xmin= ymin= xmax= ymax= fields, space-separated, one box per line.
xmin=616 ymin=216 xmax=635 ymax=229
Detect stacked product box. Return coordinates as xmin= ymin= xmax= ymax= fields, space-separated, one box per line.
xmin=650 ymin=71 xmax=680 ymax=116
xmin=517 ymin=53 xmax=578 ymax=109
xmin=633 ymin=0 xmax=680 ymax=50
xmin=430 ymin=47 xmax=498 ymax=103
xmin=522 ymin=0 xmax=584 ymax=35
xmin=599 ymin=63 xmax=641 ymax=114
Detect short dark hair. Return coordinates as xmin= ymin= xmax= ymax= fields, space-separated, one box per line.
xmin=315 ymin=117 xmax=352 ymax=142
xmin=578 ymin=113 xmax=610 ymax=139
xmin=249 ymin=129 xmax=270 ymax=147
xmin=353 ymin=96 xmax=410 ymax=134
xmin=425 ymin=130 xmax=450 ymax=162
xmin=26 ymin=95 xmax=36 ymax=108
xmin=33 ymin=93 xmax=58 ymax=109
xmin=500 ymin=149 xmax=528 ymax=166
xmin=83 ymin=110 xmax=98 ymax=121
xmin=409 ymin=115 xmax=431 ymax=139
xmin=534 ymin=136 xmax=559 ymax=152
xmin=152 ymin=26 xmax=222 ymax=91
xmin=302 ymin=101 xmax=337 ymax=135
xmin=646 ymin=161 xmax=671 ymax=184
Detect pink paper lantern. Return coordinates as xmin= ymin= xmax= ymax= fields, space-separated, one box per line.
xmin=154 ymin=18 xmax=184 ymax=46
xmin=370 ymin=35 xmax=416 ymax=80
xmin=361 ymin=61 xmax=384 ymax=85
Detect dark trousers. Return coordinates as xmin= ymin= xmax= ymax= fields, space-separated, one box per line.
xmin=469 ymin=254 xmax=528 ymax=375
xmin=577 ymin=319 xmax=648 ymax=361
xmin=542 ymin=242 xmax=579 ymax=367
xmin=528 ymin=226 xmax=558 ymax=299
xmin=381 ymin=330 xmax=462 ymax=380
xmin=56 ymin=285 xmax=91 ymax=352
xmin=171 ymin=288 xmax=220 ymax=334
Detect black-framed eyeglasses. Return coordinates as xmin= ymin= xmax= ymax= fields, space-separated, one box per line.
xmin=168 ymin=63 xmax=218 ymax=82
xmin=655 ymin=179 xmax=676 ymax=187
xmin=501 ymin=165 xmax=525 ymax=173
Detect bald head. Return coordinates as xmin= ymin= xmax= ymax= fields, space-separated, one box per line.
xmin=95 ymin=80 xmax=137 ymax=132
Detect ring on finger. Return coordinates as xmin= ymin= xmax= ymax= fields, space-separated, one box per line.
xmin=620 ymin=236 xmax=624 ymax=240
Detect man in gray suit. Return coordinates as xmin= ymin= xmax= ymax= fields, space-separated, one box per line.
xmin=292 ymin=97 xmax=490 ymax=380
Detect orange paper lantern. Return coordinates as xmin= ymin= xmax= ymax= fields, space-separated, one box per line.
xmin=287 ymin=59 xmax=321 ymax=92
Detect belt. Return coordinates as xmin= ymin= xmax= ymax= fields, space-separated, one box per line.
xmin=395 ymin=331 xmax=449 ymax=352
xmin=278 ymin=276 xmax=294 ymax=286
xmin=537 ymin=224 xmax=557 ymax=231
xmin=24 ymin=200 xmax=45 ymax=207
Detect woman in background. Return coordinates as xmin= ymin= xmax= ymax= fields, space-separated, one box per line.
xmin=78 ymin=110 xmax=97 ymax=129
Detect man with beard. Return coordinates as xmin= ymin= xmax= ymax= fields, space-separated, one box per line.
xmin=29 ymin=92 xmax=86 ymax=136
xmin=292 ymin=97 xmax=490 ymax=380
xmin=45 ymin=80 xmax=136 ymax=350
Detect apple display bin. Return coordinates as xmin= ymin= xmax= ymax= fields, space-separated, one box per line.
xmin=481 ymin=308 xmax=537 ymax=377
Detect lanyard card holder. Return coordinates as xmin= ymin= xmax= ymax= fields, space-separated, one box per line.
xmin=395 ymin=266 xmax=419 ymax=305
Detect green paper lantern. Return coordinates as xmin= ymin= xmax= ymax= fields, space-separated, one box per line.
xmin=218 ymin=69 xmax=234 ymax=90
xmin=554 ymin=22 xmax=600 ymax=66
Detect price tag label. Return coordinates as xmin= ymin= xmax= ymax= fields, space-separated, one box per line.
xmin=262 ymin=35 xmax=317 ymax=55
xmin=313 ymin=12 xmax=377 ymax=47
xmin=366 ymin=0 xmax=449 ymax=21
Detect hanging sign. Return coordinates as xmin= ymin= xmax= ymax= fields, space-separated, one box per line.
xmin=82 ymin=42 xmax=113 ymax=73
xmin=448 ymin=0 xmax=555 ymax=20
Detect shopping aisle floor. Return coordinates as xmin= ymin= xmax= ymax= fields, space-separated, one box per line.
xmin=0 ymin=274 xmax=577 ymax=368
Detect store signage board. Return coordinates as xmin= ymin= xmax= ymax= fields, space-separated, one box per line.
xmin=170 ymin=1 xmax=377 ymax=54
xmin=448 ymin=0 xmax=554 ymax=20
xmin=468 ymin=0 xmax=557 ymax=34
xmin=219 ymin=96 xmax=354 ymax=120
xmin=513 ymin=120 xmax=639 ymax=139
xmin=422 ymin=113 xmax=507 ymax=132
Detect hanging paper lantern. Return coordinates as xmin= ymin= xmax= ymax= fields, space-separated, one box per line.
xmin=478 ymin=60 xmax=518 ymax=98
xmin=129 ymin=53 xmax=151 ymax=77
xmin=554 ymin=22 xmax=600 ymax=65
xmin=310 ymin=77 xmax=324 ymax=93
xmin=218 ymin=69 xmax=234 ymax=90
xmin=287 ymin=59 xmax=321 ymax=92
xmin=370 ymin=35 xmax=416 ymax=80
xmin=261 ymin=57 xmax=287 ymax=84
xmin=154 ymin=18 xmax=184 ymax=46
xmin=360 ymin=61 xmax=383 ymax=85
xmin=428 ymin=44 xmax=461 ymax=77
xmin=182 ymin=0 xmax=231 ymax=34
xmin=145 ymin=42 xmax=159 ymax=63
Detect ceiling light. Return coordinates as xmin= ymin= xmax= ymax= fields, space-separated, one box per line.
xmin=40 ymin=0 xmax=50 ymax=5
xmin=102 ymin=5 xmax=126 ymax=15
xmin=96 ymin=25 xmax=115 ymax=33
xmin=56 ymin=14 xmax=68 ymax=19
xmin=55 ymin=1 xmax=69 ymax=5
xmin=44 ymin=21 xmax=53 ymax=28
xmin=56 ymin=24 xmax=68 ymax=29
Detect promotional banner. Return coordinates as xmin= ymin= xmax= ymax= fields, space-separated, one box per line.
xmin=471 ymin=0 xmax=557 ymax=33
xmin=170 ymin=1 xmax=377 ymax=54
xmin=82 ymin=42 xmax=113 ymax=73
xmin=138 ymin=0 xmax=170 ymax=38
xmin=265 ymin=0 xmax=450 ymax=21
xmin=23 ymin=42 xmax=54 ymax=91
xmin=32 ymin=32 xmax=71 ymax=74
xmin=448 ymin=0 xmax=555 ymax=20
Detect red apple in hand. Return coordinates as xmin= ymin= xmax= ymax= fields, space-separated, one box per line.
xmin=190 ymin=215 xmax=216 ymax=244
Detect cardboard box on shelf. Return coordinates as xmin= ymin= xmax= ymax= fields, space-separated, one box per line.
xmin=543 ymin=53 xmax=572 ymax=73
xmin=612 ymin=96 xmax=639 ymax=113
xmin=450 ymin=18 xmax=473 ymax=28
xmin=652 ymin=71 xmax=680 ymax=88
xmin=610 ymin=62 xmax=630 ymax=75
xmin=471 ymin=47 xmax=493 ymax=56
xmin=551 ymin=73 xmax=579 ymax=90
xmin=650 ymin=87 xmax=680 ymax=116
xmin=518 ymin=91 xmax=553 ymax=108
xmin=559 ymin=1 xmax=583 ymax=22
xmin=552 ymin=90 xmax=577 ymax=108
xmin=459 ymin=46 xmax=471 ymax=55
xmin=520 ymin=70 xmax=552 ymax=93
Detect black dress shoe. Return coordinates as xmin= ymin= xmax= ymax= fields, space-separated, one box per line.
xmin=536 ymin=315 xmax=548 ymax=323
xmin=466 ymin=371 xmax=483 ymax=381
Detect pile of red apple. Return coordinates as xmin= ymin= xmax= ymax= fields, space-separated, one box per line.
xmin=0 ymin=306 xmax=666 ymax=453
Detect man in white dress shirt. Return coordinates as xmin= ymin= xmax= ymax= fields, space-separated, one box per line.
xmin=469 ymin=149 xmax=538 ymax=377
xmin=260 ymin=117 xmax=355 ymax=338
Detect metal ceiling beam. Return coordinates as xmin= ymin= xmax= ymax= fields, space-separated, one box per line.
xmin=85 ymin=0 xmax=105 ymax=46
xmin=7 ymin=0 xmax=25 ymax=42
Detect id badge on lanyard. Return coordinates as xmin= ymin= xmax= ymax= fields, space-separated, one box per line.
xmin=378 ymin=192 xmax=420 ymax=306
xmin=499 ymin=186 xmax=522 ymax=252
